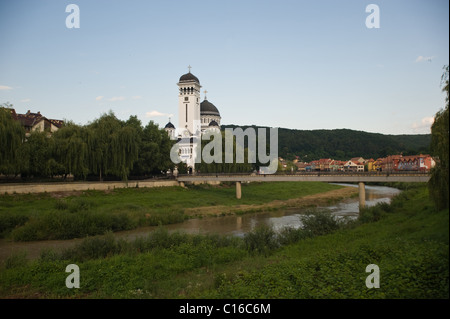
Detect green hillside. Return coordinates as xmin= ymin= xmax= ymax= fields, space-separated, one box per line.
xmin=222 ymin=125 xmax=431 ymax=160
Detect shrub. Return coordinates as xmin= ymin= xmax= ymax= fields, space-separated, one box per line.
xmin=0 ymin=212 xmax=29 ymax=237
xmin=10 ymin=209 xmax=137 ymax=241
xmin=359 ymin=205 xmax=386 ymax=223
xmin=69 ymin=198 xmax=94 ymax=213
xmin=277 ymin=226 xmax=310 ymax=246
xmin=244 ymin=224 xmax=279 ymax=256
xmin=300 ymin=210 xmax=342 ymax=236
xmin=3 ymin=251 xmax=28 ymax=269
xmin=359 ymin=201 xmax=395 ymax=223
xmin=61 ymin=232 xmax=117 ymax=261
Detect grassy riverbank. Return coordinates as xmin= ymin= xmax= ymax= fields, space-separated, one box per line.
xmin=0 ymin=182 xmax=352 ymax=241
xmin=0 ymin=184 xmax=448 ymax=298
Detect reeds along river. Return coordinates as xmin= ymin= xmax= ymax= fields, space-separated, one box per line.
xmin=0 ymin=184 xmax=401 ymax=262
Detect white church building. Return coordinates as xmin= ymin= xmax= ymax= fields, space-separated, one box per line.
xmin=164 ymin=67 xmax=221 ymax=173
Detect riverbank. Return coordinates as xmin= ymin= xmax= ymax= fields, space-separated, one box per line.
xmin=184 ymin=186 xmax=358 ymax=217
xmin=0 ymin=182 xmax=353 ymax=242
xmin=0 ymin=184 xmax=447 ymax=299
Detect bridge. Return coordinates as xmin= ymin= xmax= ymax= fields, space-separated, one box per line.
xmin=177 ymin=172 xmax=430 ymax=210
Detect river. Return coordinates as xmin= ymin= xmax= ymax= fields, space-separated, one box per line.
xmin=0 ymin=184 xmax=401 ymax=262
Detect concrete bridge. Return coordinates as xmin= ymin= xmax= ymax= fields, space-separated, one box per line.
xmin=177 ymin=172 xmax=430 ymax=210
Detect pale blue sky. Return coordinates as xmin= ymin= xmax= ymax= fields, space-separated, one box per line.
xmin=0 ymin=0 xmax=448 ymax=134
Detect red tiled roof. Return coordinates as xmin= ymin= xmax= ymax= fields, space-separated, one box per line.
xmin=49 ymin=119 xmax=64 ymax=128
xmin=8 ymin=109 xmax=64 ymax=130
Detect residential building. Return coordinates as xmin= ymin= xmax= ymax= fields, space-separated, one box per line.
xmin=7 ymin=109 xmax=63 ymax=136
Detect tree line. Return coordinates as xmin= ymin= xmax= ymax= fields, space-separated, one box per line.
xmin=222 ymin=126 xmax=431 ymax=161
xmin=0 ymin=109 xmax=174 ymax=181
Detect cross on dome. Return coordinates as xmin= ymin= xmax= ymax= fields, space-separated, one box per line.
xmin=203 ymin=90 xmax=208 ymax=99
xmin=188 ymin=65 xmax=192 ymax=73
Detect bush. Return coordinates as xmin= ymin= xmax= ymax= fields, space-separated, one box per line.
xmin=359 ymin=205 xmax=387 ymax=223
xmin=244 ymin=224 xmax=279 ymax=256
xmin=69 ymin=198 xmax=95 ymax=213
xmin=277 ymin=227 xmax=310 ymax=246
xmin=3 ymin=251 xmax=28 ymax=269
xmin=359 ymin=199 xmax=397 ymax=224
xmin=300 ymin=210 xmax=342 ymax=236
xmin=61 ymin=232 xmax=118 ymax=261
xmin=10 ymin=209 xmax=138 ymax=241
xmin=0 ymin=212 xmax=29 ymax=237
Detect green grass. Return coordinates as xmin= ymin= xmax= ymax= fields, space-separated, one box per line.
xmin=0 ymin=182 xmax=341 ymax=241
xmin=206 ymin=187 xmax=448 ymax=299
xmin=0 ymin=185 xmax=448 ymax=298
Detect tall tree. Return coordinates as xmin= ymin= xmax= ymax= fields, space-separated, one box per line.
xmin=429 ymin=65 xmax=449 ymax=210
xmin=52 ymin=121 xmax=88 ymax=179
xmin=0 ymin=104 xmax=25 ymax=176
xmin=86 ymin=111 xmax=139 ymax=181
xmin=21 ymin=131 xmax=54 ymax=178
xmin=131 ymin=120 xmax=174 ymax=176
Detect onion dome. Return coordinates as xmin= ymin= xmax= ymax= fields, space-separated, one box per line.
xmin=164 ymin=121 xmax=175 ymax=129
xmin=179 ymin=72 xmax=200 ymax=84
xmin=200 ymin=99 xmax=220 ymax=116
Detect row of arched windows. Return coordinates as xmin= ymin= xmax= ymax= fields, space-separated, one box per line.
xmin=179 ymin=147 xmax=193 ymax=155
xmin=180 ymin=87 xmax=196 ymax=94
xmin=201 ymin=117 xmax=220 ymax=124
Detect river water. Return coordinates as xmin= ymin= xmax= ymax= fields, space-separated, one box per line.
xmin=0 ymin=184 xmax=401 ymax=261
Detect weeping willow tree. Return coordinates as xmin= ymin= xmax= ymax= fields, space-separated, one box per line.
xmin=86 ymin=111 xmax=139 ymax=181
xmin=52 ymin=121 xmax=89 ymax=179
xmin=18 ymin=130 xmax=60 ymax=178
xmin=0 ymin=105 xmax=25 ymax=176
xmin=429 ymin=65 xmax=449 ymax=210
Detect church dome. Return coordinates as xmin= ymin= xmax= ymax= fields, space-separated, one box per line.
xmin=179 ymin=72 xmax=200 ymax=84
xmin=200 ymin=99 xmax=220 ymax=116
xmin=164 ymin=121 xmax=175 ymax=129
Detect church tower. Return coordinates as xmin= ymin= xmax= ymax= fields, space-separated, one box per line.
xmin=164 ymin=119 xmax=176 ymax=140
xmin=177 ymin=66 xmax=201 ymax=138
xmin=165 ymin=67 xmax=223 ymax=173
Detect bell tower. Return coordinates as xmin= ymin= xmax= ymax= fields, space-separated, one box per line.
xmin=177 ymin=65 xmax=201 ymax=138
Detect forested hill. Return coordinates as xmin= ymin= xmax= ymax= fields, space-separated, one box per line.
xmin=221 ymin=125 xmax=431 ymax=161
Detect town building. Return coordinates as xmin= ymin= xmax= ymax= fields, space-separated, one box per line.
xmin=6 ymin=108 xmax=63 ymax=136
xmin=343 ymin=160 xmax=365 ymax=172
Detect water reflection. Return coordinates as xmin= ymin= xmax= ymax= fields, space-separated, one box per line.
xmin=158 ymin=184 xmax=401 ymax=237
xmin=168 ymin=183 xmax=401 ymax=237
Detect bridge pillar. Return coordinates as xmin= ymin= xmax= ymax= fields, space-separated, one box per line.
xmin=236 ymin=181 xmax=242 ymax=199
xmin=358 ymin=182 xmax=366 ymax=211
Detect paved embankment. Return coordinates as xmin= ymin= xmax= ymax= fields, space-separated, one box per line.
xmin=0 ymin=180 xmax=179 ymax=194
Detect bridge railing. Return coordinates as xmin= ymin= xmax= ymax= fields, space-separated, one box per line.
xmin=178 ymin=171 xmax=430 ymax=178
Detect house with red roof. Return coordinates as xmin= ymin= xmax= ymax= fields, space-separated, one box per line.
xmin=9 ymin=109 xmax=64 ymax=136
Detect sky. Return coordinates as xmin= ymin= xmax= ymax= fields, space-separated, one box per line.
xmin=0 ymin=0 xmax=448 ymax=135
